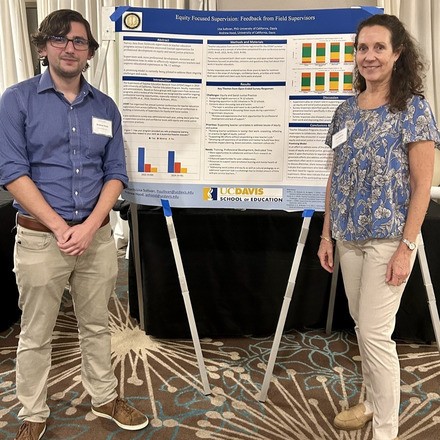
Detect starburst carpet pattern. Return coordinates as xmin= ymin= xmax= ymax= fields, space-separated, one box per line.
xmin=1 ymin=257 xmax=440 ymax=439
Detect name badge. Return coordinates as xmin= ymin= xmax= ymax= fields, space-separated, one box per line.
xmin=332 ymin=127 xmax=347 ymax=149
xmin=92 ymin=117 xmax=113 ymax=137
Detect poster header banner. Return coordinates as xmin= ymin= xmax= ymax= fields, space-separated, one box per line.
xmin=114 ymin=7 xmax=377 ymax=36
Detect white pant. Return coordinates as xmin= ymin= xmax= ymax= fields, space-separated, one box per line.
xmin=14 ymin=223 xmax=119 ymax=422
xmin=337 ymin=238 xmax=418 ymax=440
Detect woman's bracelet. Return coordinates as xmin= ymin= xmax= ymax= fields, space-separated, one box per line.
xmin=320 ymin=235 xmax=334 ymax=244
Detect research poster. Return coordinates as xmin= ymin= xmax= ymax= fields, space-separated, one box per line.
xmin=115 ymin=7 xmax=379 ymax=211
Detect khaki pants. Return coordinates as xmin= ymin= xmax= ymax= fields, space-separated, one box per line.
xmin=14 ymin=223 xmax=118 ymax=422
xmin=337 ymin=238 xmax=418 ymax=440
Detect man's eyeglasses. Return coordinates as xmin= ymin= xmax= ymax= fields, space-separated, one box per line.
xmin=48 ymin=35 xmax=90 ymax=51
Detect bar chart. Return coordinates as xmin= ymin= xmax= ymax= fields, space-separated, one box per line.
xmin=300 ymin=71 xmax=352 ymax=93
xmin=295 ymin=37 xmax=354 ymax=94
xmin=330 ymin=42 xmax=340 ymax=63
xmin=134 ymin=146 xmax=199 ymax=178
xmin=137 ymin=147 xmax=158 ymax=173
xmin=167 ymin=151 xmax=187 ymax=174
xmin=344 ymin=42 xmax=354 ymax=62
xmin=300 ymin=40 xmax=354 ymax=65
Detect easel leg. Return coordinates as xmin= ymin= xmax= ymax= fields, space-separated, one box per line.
xmin=417 ymin=233 xmax=440 ymax=355
xmin=161 ymin=200 xmax=211 ymax=395
xmin=258 ymin=213 xmax=313 ymax=402
xmin=325 ymin=246 xmax=340 ymax=335
xmin=130 ymin=203 xmax=145 ymax=331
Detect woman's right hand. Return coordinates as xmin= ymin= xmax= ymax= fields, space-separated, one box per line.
xmin=317 ymin=238 xmax=334 ymax=273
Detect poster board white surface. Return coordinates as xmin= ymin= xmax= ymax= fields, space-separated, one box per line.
xmin=115 ymin=6 xmax=381 ymax=211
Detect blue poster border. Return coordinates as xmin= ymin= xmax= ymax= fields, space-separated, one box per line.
xmin=115 ymin=7 xmax=382 ymax=211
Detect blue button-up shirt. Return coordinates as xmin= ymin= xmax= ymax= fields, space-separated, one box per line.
xmin=0 ymin=70 xmax=128 ymax=221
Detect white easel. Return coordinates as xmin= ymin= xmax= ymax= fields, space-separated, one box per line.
xmin=160 ymin=200 xmax=211 ymax=395
xmin=257 ymin=210 xmax=314 ymax=402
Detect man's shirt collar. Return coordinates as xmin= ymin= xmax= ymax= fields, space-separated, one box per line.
xmin=37 ymin=69 xmax=94 ymax=98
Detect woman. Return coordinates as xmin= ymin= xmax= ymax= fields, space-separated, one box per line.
xmin=318 ymin=14 xmax=440 ymax=440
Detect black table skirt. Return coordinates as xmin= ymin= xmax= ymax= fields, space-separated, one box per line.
xmin=128 ymin=201 xmax=440 ymax=343
xmin=0 ymin=196 xmax=20 ymax=331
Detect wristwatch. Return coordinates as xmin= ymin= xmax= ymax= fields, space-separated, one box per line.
xmin=402 ymin=238 xmax=416 ymax=250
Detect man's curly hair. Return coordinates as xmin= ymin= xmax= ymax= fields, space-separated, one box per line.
xmin=31 ymin=9 xmax=99 ymax=71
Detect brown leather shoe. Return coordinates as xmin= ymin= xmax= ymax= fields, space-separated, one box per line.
xmin=92 ymin=397 xmax=149 ymax=430
xmin=334 ymin=403 xmax=373 ymax=430
xmin=14 ymin=421 xmax=46 ymax=440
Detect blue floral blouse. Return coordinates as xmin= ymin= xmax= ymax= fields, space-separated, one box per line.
xmin=326 ymin=95 xmax=440 ymax=241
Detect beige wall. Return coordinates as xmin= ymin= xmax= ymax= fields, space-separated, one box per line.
xmin=217 ymin=0 xmax=378 ymax=10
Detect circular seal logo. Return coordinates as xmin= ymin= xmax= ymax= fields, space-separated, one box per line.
xmin=124 ymin=13 xmax=141 ymax=30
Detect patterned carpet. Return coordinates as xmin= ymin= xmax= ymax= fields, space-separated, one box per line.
xmin=1 ymin=257 xmax=440 ymax=439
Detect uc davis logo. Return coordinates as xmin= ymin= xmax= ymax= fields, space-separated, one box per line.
xmin=203 ymin=187 xmax=218 ymax=201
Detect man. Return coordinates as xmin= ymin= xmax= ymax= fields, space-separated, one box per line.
xmin=0 ymin=9 xmax=148 ymax=440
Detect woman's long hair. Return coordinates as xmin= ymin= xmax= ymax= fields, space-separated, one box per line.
xmin=353 ymin=14 xmax=426 ymax=112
